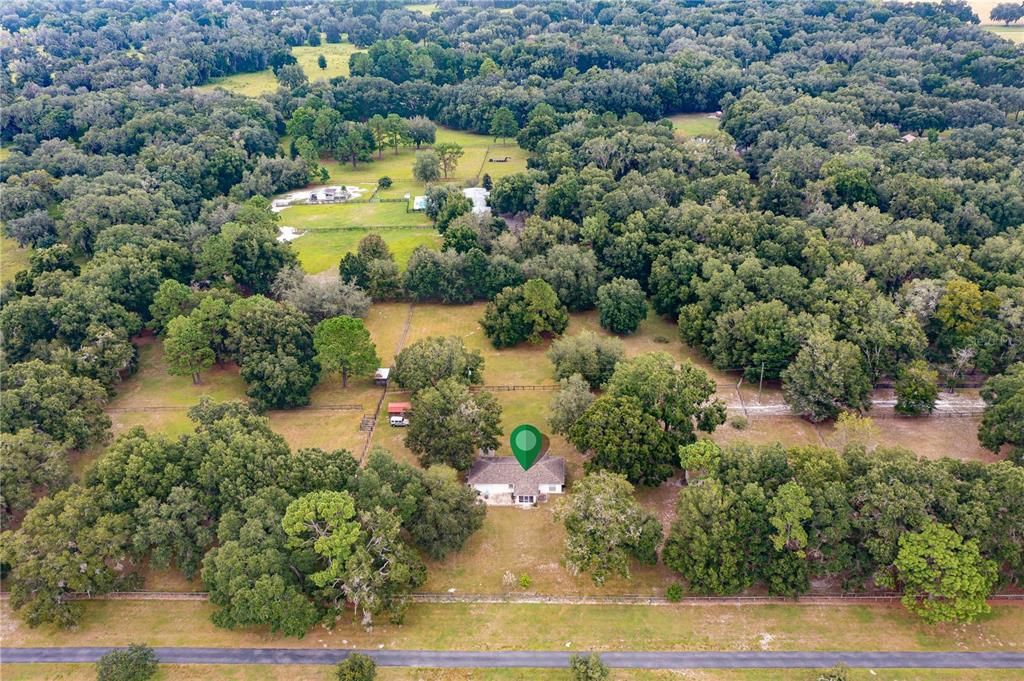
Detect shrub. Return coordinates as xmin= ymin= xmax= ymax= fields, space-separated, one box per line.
xmin=96 ymin=644 xmax=158 ymax=681
xmin=336 ymin=652 xmax=376 ymax=681
xmin=666 ymin=583 xmax=684 ymax=602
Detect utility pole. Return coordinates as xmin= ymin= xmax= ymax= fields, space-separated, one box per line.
xmin=758 ymin=362 xmax=765 ymax=404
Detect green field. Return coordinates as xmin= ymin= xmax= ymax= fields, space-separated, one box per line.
xmin=199 ymin=70 xmax=279 ymax=97
xmin=3 ymin=667 xmax=1021 ymax=681
xmin=278 ymin=202 xmax=429 ymax=230
xmin=668 ymin=112 xmax=722 ymax=138
xmin=319 ymin=134 xmax=527 ymax=188
xmin=5 ymin=599 xmax=1023 ymax=654
xmin=199 ymin=40 xmax=363 ymax=96
xmin=1 ymin=235 xmax=32 ymax=283
xmin=289 ymin=227 xmax=441 ymax=274
xmin=292 ymin=39 xmax=361 ymax=81
xmin=985 ymin=25 xmax=1024 ymax=42
xmin=404 ymin=3 xmax=439 ymax=14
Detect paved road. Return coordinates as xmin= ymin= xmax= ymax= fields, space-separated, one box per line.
xmin=3 ymin=648 xmax=1024 ymax=668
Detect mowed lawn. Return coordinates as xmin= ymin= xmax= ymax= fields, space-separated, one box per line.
xmin=278 ymin=202 xmax=429 ymax=230
xmin=667 ymin=112 xmax=722 ymax=138
xmin=1 ymin=235 xmax=32 ymax=283
xmin=277 ymin=202 xmax=437 ymax=274
xmin=3 ymin=669 xmax=1021 ymax=681
xmin=5 ymin=599 xmax=1023 ymax=654
xmin=289 ymin=229 xmax=440 ymax=275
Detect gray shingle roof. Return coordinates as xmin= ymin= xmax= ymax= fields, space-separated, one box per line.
xmin=466 ymin=454 xmax=565 ymax=498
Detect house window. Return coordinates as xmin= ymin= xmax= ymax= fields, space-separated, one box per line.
xmin=517 ymin=495 xmax=535 ymax=504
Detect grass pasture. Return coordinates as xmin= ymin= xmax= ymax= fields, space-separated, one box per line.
xmin=985 ymin=25 xmax=1024 ymax=42
xmin=278 ymin=202 xmax=429 ymax=230
xmin=404 ymin=2 xmax=439 ymax=13
xmin=319 ymin=131 xmax=527 ymax=189
xmin=277 ymin=201 xmax=436 ymax=274
xmin=198 ymin=70 xmax=279 ymax=97
xmin=2 ymin=669 xmax=1023 ymax=681
xmin=288 ymin=228 xmax=440 ymax=274
xmin=668 ymin=112 xmax=722 ymax=138
xmin=198 ymin=40 xmax=363 ymax=97
xmin=5 ymin=599 xmax=1023 ymax=654
xmin=292 ymin=39 xmax=361 ymax=81
xmin=1 ymin=235 xmax=31 ymax=283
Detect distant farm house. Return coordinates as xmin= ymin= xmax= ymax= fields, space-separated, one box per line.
xmin=467 ymin=452 xmax=565 ymax=506
xmin=308 ymin=186 xmax=351 ymax=204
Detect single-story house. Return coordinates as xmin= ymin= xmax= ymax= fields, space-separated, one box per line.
xmin=412 ymin=195 xmax=428 ymax=211
xmin=466 ymin=453 xmax=565 ymax=506
xmin=900 ymin=133 xmax=920 ymax=143
xmin=462 ymin=187 xmax=491 ymax=215
xmin=374 ymin=368 xmax=391 ymax=386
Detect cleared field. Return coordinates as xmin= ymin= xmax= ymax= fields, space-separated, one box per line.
xmin=319 ymin=130 xmax=526 ymax=189
xmin=5 ymin=599 xmax=1022 ymax=654
xmin=405 ymin=2 xmax=439 ymax=13
xmin=1 ymin=235 xmax=32 ymax=283
xmin=985 ymin=25 xmax=1024 ymax=42
xmin=103 ymin=305 xmax=415 ymax=462
xmin=289 ymin=228 xmax=441 ymax=274
xmin=292 ymin=39 xmax=361 ymax=81
xmin=668 ymin=112 xmax=721 ymax=138
xmin=198 ymin=40 xmax=363 ymax=96
xmin=199 ymin=70 xmax=279 ymax=97
xmin=405 ymin=303 xmax=555 ymax=385
xmin=3 ymin=668 xmax=1022 ymax=681
xmin=423 ymin=501 xmax=676 ymax=596
xmin=278 ymin=202 xmax=429 ymax=230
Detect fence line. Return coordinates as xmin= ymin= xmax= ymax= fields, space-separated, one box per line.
xmin=294 ymin=224 xmax=434 ymax=233
xmin=107 ymin=404 xmax=363 ymax=413
xmin=472 ymin=384 xmax=560 ymax=392
xmin=21 ymin=590 xmax=1024 ymax=607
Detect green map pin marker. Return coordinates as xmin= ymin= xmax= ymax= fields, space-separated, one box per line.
xmin=510 ymin=424 xmax=543 ymax=471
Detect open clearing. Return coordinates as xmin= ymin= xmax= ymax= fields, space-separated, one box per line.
xmin=96 ymin=302 xmax=1003 ymax=598
xmin=198 ymin=70 xmax=279 ymax=97
xmin=292 ymin=39 xmax=361 ymax=81
xmin=289 ymin=228 xmax=441 ymax=274
xmin=4 ymin=599 xmax=1022 ymax=654
xmin=668 ymin=113 xmax=722 ymax=138
xmin=319 ymin=137 xmax=527 ymax=188
xmin=1 ymin=235 xmax=31 ymax=283
xmin=198 ymin=39 xmax=363 ymax=96
xmin=278 ymin=202 xmax=429 ymax=230
xmin=404 ymin=3 xmax=439 ymax=14
xmin=985 ymin=25 xmax=1024 ymax=42
xmin=104 ymin=303 xmax=997 ymax=482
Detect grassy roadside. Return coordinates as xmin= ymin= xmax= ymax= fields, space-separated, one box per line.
xmin=2 ymin=665 xmax=1023 ymax=681
xmin=4 ymin=600 xmax=1022 ymax=653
